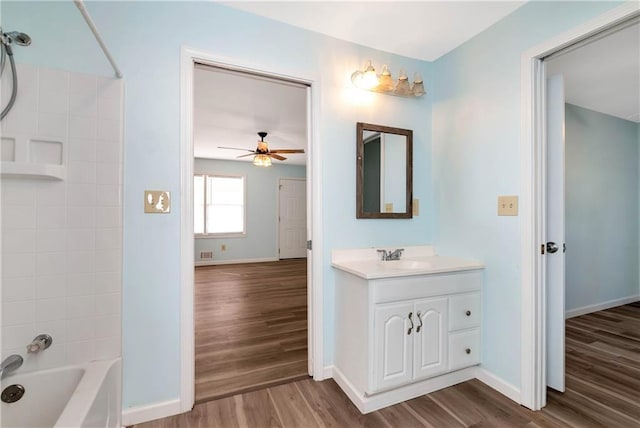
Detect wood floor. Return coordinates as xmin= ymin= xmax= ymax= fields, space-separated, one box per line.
xmin=134 ymin=302 xmax=640 ymax=427
xmin=194 ymin=259 xmax=308 ymax=403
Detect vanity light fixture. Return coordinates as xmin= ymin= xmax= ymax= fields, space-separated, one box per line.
xmin=351 ymin=60 xmax=426 ymax=98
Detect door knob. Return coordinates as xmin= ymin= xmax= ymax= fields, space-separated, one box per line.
xmin=546 ymin=242 xmax=559 ymax=254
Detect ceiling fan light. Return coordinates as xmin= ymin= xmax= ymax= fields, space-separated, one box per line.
xmin=253 ymin=154 xmax=272 ymax=167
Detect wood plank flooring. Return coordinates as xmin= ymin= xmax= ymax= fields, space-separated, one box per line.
xmin=194 ymin=259 xmax=308 ymax=403
xmin=134 ymin=302 xmax=640 ymax=427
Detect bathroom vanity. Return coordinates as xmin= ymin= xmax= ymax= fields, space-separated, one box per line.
xmin=332 ymin=246 xmax=484 ymax=413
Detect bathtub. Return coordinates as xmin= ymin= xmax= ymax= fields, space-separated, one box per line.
xmin=1 ymin=358 xmax=121 ymax=428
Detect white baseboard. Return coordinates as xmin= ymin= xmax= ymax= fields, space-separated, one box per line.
xmin=565 ymin=295 xmax=639 ymax=319
xmin=474 ymin=366 xmax=521 ymax=404
xmin=195 ymin=257 xmax=278 ymax=266
xmin=332 ymin=366 xmax=476 ymax=414
xmin=321 ymin=365 xmax=334 ymax=380
xmin=121 ymin=399 xmax=182 ymax=426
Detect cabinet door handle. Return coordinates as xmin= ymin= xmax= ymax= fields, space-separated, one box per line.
xmin=465 ymin=348 xmax=471 ymax=355
xmin=466 ymin=310 xmax=471 ymax=316
xmin=416 ymin=311 xmax=422 ymax=333
xmin=407 ymin=312 xmax=413 ymax=335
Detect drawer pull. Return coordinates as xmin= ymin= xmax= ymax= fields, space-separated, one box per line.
xmin=465 ymin=348 xmax=471 ymax=355
xmin=416 ymin=311 xmax=422 ymax=333
xmin=408 ymin=312 xmax=413 ymax=335
xmin=466 ymin=310 xmax=471 ymax=316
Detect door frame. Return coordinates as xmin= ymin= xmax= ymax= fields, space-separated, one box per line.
xmin=179 ymin=46 xmax=324 ymax=412
xmin=277 ymin=177 xmax=307 ymax=260
xmin=519 ymin=2 xmax=640 ymax=410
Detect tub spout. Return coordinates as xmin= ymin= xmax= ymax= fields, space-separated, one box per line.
xmin=27 ymin=334 xmax=53 ymax=354
xmin=1 ymin=354 xmax=23 ymax=379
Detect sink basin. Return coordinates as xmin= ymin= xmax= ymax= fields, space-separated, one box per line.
xmin=377 ymin=260 xmax=432 ymax=270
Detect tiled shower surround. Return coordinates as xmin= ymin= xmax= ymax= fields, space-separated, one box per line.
xmin=1 ymin=64 xmax=123 ymax=371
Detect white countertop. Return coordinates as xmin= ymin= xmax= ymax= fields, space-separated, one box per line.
xmin=331 ymin=246 xmax=483 ymax=279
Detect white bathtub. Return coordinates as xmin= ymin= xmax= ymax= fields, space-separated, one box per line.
xmin=1 ymin=358 xmax=121 ymax=428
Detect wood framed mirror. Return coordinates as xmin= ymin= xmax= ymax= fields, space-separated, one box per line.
xmin=356 ymin=122 xmax=413 ymax=219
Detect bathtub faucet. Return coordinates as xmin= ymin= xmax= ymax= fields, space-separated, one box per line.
xmin=27 ymin=334 xmax=53 ymax=354
xmin=1 ymin=355 xmax=23 ymax=379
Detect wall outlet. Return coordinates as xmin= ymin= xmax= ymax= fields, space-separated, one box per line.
xmin=144 ymin=190 xmax=171 ymax=213
xmin=498 ymin=195 xmax=518 ymax=216
xmin=384 ymin=203 xmax=394 ymax=213
xmin=221 ymin=244 xmax=227 ymax=251
xmin=413 ymin=198 xmax=420 ymax=216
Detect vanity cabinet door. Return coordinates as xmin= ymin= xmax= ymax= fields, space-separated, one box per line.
xmin=373 ymin=302 xmax=414 ymax=392
xmin=413 ymin=297 xmax=448 ymax=381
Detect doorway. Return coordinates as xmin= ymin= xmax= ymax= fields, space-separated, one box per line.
xmin=520 ymin=3 xmax=640 ymax=410
xmin=191 ymin=64 xmax=309 ymax=403
xmin=179 ymin=46 xmax=324 ymax=411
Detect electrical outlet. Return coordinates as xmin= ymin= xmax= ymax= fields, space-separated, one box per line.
xmin=221 ymin=244 xmax=227 ymax=251
xmin=144 ymin=190 xmax=171 ymax=213
xmin=498 ymin=195 xmax=518 ymax=216
xmin=384 ymin=203 xmax=394 ymax=213
xmin=413 ymin=198 xmax=420 ymax=216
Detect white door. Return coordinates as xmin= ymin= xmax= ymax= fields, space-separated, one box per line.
xmin=546 ymin=73 xmax=566 ymax=392
xmin=373 ymin=302 xmax=414 ymax=391
xmin=278 ymin=178 xmax=307 ymax=259
xmin=414 ymin=298 xmax=448 ymax=381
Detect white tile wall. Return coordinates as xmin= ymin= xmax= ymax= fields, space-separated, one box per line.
xmin=1 ymin=64 xmax=123 ymax=371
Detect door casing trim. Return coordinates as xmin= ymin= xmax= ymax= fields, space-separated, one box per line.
xmin=179 ymin=46 xmax=324 ymax=412
xmin=519 ymin=2 xmax=640 ymax=410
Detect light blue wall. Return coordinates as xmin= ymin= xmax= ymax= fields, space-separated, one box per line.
xmin=194 ymin=158 xmax=306 ymax=262
xmin=2 ymin=1 xmax=434 ymax=408
xmin=432 ymin=1 xmax=622 ymax=387
xmin=565 ymin=104 xmax=640 ymax=312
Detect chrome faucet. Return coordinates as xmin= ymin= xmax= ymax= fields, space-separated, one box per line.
xmin=1 ymin=355 xmax=23 ymax=379
xmin=377 ymin=248 xmax=405 ymax=261
xmin=388 ymin=248 xmax=404 ymax=260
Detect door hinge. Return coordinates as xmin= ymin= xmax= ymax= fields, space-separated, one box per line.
xmin=307 ymin=240 xmax=312 ymax=250
xmin=541 ymin=244 xmax=545 ymax=255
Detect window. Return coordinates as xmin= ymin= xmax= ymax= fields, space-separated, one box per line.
xmin=194 ymin=174 xmax=245 ymax=236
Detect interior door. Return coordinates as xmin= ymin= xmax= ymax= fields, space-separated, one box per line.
xmin=278 ymin=178 xmax=307 ymax=259
xmin=546 ymin=73 xmax=566 ymax=392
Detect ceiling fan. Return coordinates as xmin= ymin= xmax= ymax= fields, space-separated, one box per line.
xmin=218 ymin=132 xmax=305 ymax=163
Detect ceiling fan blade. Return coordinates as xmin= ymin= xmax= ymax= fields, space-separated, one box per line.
xmin=236 ymin=153 xmax=255 ymax=158
xmin=218 ymin=146 xmax=255 ymax=152
xmin=270 ymin=149 xmax=305 ymax=154
xmin=270 ymin=153 xmax=287 ymax=161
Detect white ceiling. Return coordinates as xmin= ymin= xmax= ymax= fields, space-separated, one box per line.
xmin=221 ymin=1 xmax=526 ymax=61
xmin=546 ymin=21 xmax=640 ymax=123
xmin=194 ymin=65 xmax=308 ymax=165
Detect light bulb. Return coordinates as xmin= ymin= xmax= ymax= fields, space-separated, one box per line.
xmin=411 ymin=72 xmax=426 ymax=96
xmin=378 ymin=64 xmax=394 ymax=92
xmin=395 ymin=68 xmax=411 ymax=96
xmin=253 ymin=154 xmax=272 ymax=167
xmin=360 ymin=60 xmax=379 ymax=90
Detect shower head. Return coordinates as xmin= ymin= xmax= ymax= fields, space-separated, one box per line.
xmin=3 ymin=31 xmax=31 ymax=46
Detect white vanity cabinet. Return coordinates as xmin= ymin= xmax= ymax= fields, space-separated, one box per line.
xmin=333 ymin=265 xmax=483 ymax=413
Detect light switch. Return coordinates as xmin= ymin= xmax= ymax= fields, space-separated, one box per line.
xmin=498 ymin=195 xmax=518 ymax=216
xmin=413 ymin=198 xmax=420 ymax=216
xmin=144 ymin=190 xmax=171 ymax=213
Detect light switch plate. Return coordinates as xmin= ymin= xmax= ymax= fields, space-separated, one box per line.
xmin=498 ymin=195 xmax=518 ymax=216
xmin=144 ymin=190 xmax=171 ymax=213
xmin=413 ymin=198 xmax=420 ymax=216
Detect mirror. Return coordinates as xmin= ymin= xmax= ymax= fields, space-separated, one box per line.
xmin=357 ymin=122 xmax=413 ymax=219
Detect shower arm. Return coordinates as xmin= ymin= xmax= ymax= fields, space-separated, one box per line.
xmin=73 ymin=0 xmax=123 ymax=79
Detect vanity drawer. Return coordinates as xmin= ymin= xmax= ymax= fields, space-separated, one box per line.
xmin=448 ymin=292 xmax=480 ymax=331
xmin=448 ymin=329 xmax=480 ymax=371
